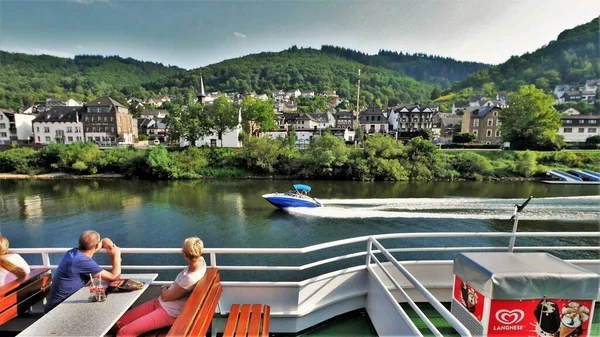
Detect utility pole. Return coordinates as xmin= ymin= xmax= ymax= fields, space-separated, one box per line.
xmin=355 ymin=69 xmax=361 ymax=146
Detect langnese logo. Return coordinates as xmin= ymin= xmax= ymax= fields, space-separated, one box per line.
xmin=495 ymin=309 xmax=525 ymax=325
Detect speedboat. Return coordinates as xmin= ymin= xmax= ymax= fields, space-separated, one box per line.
xmin=262 ymin=184 xmax=322 ymax=208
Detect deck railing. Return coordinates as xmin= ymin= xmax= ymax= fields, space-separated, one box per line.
xmin=368 ymin=237 xmax=472 ymax=337
xmin=11 ymin=231 xmax=599 ymax=277
xmin=10 ymin=231 xmax=598 ymax=336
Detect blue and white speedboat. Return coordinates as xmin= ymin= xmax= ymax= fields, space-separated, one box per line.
xmin=262 ymin=184 xmax=322 ymax=208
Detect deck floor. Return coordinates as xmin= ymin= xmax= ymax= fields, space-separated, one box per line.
xmin=403 ymin=302 xmax=600 ymax=337
xmin=299 ymin=302 xmax=600 ymax=337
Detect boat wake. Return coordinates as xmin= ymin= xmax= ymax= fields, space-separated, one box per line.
xmin=284 ymin=196 xmax=600 ymax=220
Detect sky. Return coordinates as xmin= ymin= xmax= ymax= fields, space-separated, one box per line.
xmin=0 ymin=0 xmax=599 ymax=70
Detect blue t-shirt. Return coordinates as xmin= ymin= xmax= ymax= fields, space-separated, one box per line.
xmin=44 ymin=248 xmax=103 ymax=313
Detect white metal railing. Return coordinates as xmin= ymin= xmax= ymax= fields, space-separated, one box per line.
xmin=367 ymin=237 xmax=472 ymax=337
xmin=10 ymin=231 xmax=600 ymax=276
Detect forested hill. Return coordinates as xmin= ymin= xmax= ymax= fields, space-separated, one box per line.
xmin=320 ymin=45 xmax=490 ymax=87
xmin=451 ymin=17 xmax=600 ymax=93
xmin=148 ymin=47 xmax=438 ymax=107
xmin=0 ymin=53 xmax=183 ymax=110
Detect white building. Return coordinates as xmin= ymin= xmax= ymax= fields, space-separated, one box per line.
xmin=180 ymin=108 xmax=243 ymax=148
xmin=585 ymin=79 xmax=600 ymax=93
xmin=32 ymin=107 xmax=84 ymax=144
xmin=46 ymin=98 xmax=82 ymax=109
xmin=558 ymin=114 xmax=599 ymax=143
xmin=0 ymin=109 xmax=36 ymax=144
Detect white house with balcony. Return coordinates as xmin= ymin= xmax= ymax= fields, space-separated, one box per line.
xmin=32 ymin=106 xmax=84 ymax=145
xmin=0 ymin=109 xmax=36 ymax=145
xmin=558 ymin=114 xmax=599 ymax=143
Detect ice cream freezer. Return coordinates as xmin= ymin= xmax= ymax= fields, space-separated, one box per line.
xmin=450 ymin=252 xmax=600 ymax=337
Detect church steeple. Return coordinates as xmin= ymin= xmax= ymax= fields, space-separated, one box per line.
xmin=197 ymin=74 xmax=206 ymax=105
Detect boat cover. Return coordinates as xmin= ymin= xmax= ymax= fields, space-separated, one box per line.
xmin=293 ymin=184 xmax=312 ymax=192
xmin=453 ymin=252 xmax=600 ymax=300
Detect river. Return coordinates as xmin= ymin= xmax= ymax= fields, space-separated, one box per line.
xmin=0 ymin=180 xmax=598 ymax=281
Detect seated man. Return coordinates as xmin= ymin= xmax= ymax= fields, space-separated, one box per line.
xmin=44 ymin=230 xmax=122 ymax=313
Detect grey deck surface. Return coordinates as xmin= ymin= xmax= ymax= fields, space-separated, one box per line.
xmin=17 ymin=273 xmax=158 ymax=337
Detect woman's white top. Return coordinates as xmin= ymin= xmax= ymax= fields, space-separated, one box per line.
xmin=158 ymin=257 xmax=207 ymax=317
xmin=0 ymin=254 xmax=31 ymax=285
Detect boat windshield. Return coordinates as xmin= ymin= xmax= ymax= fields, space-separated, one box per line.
xmin=285 ymin=190 xmax=309 ymax=197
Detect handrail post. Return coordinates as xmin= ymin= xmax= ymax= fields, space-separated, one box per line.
xmin=42 ymin=252 xmax=51 ymax=269
xmin=210 ymin=252 xmax=217 ymax=267
xmin=365 ymin=238 xmax=372 ymax=266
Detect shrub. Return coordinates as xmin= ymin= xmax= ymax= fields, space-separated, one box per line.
xmin=0 ymin=148 xmax=37 ymax=173
xmin=304 ymin=134 xmax=349 ymax=177
xmin=451 ymin=152 xmax=493 ymax=180
xmin=170 ymin=147 xmax=209 ymax=178
xmin=56 ymin=142 xmax=102 ymax=174
xmin=146 ymin=146 xmax=172 ymax=179
xmin=514 ymin=151 xmax=537 ymax=177
xmin=242 ymin=137 xmax=283 ymax=174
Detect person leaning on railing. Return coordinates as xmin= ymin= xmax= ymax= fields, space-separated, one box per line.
xmin=44 ymin=230 xmax=122 ymax=313
xmin=0 ymin=234 xmax=31 ymax=285
xmin=113 ymin=237 xmax=207 ymax=337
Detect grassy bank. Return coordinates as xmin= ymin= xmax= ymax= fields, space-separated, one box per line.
xmin=0 ymin=136 xmax=599 ymax=181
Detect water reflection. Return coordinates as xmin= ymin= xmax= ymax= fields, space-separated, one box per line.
xmin=23 ymin=195 xmax=43 ymax=226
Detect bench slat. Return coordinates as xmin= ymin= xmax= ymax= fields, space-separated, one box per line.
xmin=235 ymin=304 xmax=252 ymax=337
xmin=223 ymin=303 xmax=241 ymax=337
xmin=248 ymin=304 xmax=263 ymax=337
xmin=261 ymin=305 xmax=270 ymax=337
xmin=188 ymin=281 xmax=222 ymax=336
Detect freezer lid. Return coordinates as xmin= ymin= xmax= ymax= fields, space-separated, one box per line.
xmin=453 ymin=252 xmax=600 ymax=300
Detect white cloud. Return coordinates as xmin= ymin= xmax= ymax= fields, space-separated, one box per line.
xmin=75 ymin=45 xmax=84 ymax=49
xmin=71 ymin=0 xmax=110 ymax=5
xmin=233 ymin=32 xmax=247 ymax=39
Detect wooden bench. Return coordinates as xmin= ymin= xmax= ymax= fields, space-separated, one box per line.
xmin=0 ymin=268 xmax=52 ymax=326
xmin=142 ymin=267 xmax=222 ymax=337
xmin=223 ymin=304 xmax=270 ymax=337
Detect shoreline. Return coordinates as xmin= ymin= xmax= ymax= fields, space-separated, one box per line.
xmin=0 ymin=172 xmax=540 ymax=182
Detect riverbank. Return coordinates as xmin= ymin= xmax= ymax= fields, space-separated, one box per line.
xmin=0 ymin=136 xmax=599 ymax=181
xmin=0 ymin=173 xmax=125 ymax=180
xmin=0 ymin=172 xmax=539 ymax=181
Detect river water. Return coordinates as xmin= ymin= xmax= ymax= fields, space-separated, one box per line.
xmin=0 ymin=180 xmax=598 ymax=281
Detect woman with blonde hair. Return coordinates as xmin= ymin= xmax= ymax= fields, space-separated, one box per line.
xmin=115 ymin=237 xmax=207 ymax=337
xmin=0 ymin=235 xmax=31 ymax=284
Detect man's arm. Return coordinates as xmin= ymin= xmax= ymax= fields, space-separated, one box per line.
xmin=96 ymin=245 xmax=122 ymax=281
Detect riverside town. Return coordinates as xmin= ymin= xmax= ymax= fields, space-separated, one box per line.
xmin=0 ymin=1 xmax=599 ymax=337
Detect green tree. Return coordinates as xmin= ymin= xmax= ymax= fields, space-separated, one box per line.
xmin=241 ymin=97 xmax=276 ymax=137
xmin=207 ymin=95 xmax=239 ymax=147
xmin=285 ymin=128 xmax=297 ymax=149
xmin=430 ymin=87 xmax=441 ymax=100
xmin=164 ymin=102 xmax=213 ymax=145
xmin=500 ymin=85 xmax=562 ymax=150
xmin=453 ymin=133 xmax=476 ymax=144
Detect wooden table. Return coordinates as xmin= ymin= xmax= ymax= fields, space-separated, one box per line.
xmin=17 ymin=273 xmax=158 ymax=337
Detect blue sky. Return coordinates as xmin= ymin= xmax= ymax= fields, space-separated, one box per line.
xmin=1 ymin=0 xmax=599 ymax=69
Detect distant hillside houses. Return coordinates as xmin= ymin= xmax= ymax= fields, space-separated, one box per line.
xmin=553 ymin=79 xmax=599 ymax=105
xmin=452 ymin=93 xmax=508 ymax=114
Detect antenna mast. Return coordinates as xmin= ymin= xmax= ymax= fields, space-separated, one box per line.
xmin=355 ymin=68 xmax=361 ymax=135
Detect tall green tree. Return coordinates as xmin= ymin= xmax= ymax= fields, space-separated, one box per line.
xmin=207 ymin=95 xmax=239 ymax=147
xmin=164 ymin=102 xmax=213 ymax=145
xmin=500 ymin=85 xmax=563 ymax=150
xmin=241 ymin=97 xmax=276 ymax=137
